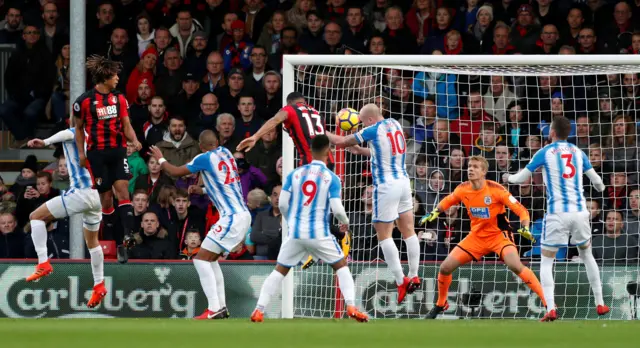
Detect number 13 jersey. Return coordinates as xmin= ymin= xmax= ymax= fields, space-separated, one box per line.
xmin=525 ymin=141 xmax=591 ymax=214
xmin=354 ymin=118 xmax=408 ymax=186
xmin=282 ymin=102 xmax=335 ymax=168
xmin=186 ymin=146 xmax=248 ymax=217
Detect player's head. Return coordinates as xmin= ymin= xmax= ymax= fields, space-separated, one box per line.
xmin=286 ymin=92 xmax=305 ymax=105
xmin=198 ymin=130 xmax=219 ymax=152
xmin=550 ymin=115 xmax=571 ymax=141
xmin=467 ymin=155 xmax=489 ymax=181
xmin=311 ymin=134 xmax=331 ymax=163
xmin=86 ymin=55 xmax=122 ymax=89
xmin=359 ymin=103 xmax=383 ymax=126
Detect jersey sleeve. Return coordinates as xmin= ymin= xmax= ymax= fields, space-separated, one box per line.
xmin=439 ymin=186 xmax=463 ymax=211
xmin=185 ymin=153 xmax=211 ymax=174
xmin=499 ymin=188 xmax=530 ymax=221
xmin=525 ymin=147 xmax=546 ymax=172
xmin=581 ymin=150 xmax=593 ymax=171
xmin=354 ymin=125 xmax=377 ymax=144
xmin=72 ymin=95 xmax=84 ymax=119
xmin=118 ymin=94 xmax=130 ymax=119
xmin=282 ymin=171 xmax=294 ymax=192
xmin=281 ymin=105 xmax=297 ymax=128
xmin=328 ymin=174 xmax=342 ymax=199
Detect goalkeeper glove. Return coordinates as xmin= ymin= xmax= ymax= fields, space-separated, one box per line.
xmin=341 ymin=232 xmax=351 ymax=258
xmin=419 ymin=208 xmax=440 ymax=225
xmin=518 ymin=226 xmax=536 ymax=243
xmin=302 ymin=255 xmax=316 ymax=269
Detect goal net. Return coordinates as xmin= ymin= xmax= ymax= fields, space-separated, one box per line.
xmin=281 ymin=55 xmax=640 ymax=320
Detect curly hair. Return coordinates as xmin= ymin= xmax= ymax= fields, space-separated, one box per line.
xmin=85 ymin=55 xmax=122 ymax=84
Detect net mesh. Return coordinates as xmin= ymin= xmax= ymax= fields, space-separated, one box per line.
xmin=289 ymin=63 xmax=640 ymax=320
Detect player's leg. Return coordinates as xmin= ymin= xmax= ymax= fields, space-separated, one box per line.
xmin=26 ymin=202 xmax=57 ymax=281
xmin=210 ymin=261 xmax=228 ymax=317
xmin=500 ymin=246 xmax=547 ymax=310
xmin=396 ymin=179 xmax=421 ymax=290
xmin=425 ymin=246 xmax=474 ymax=319
xmin=83 ymin=205 xmax=107 ymax=308
xmin=193 ymin=248 xmax=224 ymax=319
xmin=538 ymin=213 xmax=570 ymax=320
xmin=572 ymin=211 xmax=608 ymax=315
xmin=112 ymin=148 xmax=134 ymax=241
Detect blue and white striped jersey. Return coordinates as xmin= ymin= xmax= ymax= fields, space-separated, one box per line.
xmin=282 ymin=160 xmax=341 ymax=239
xmin=59 ymin=128 xmax=93 ymax=190
xmin=525 ymin=141 xmax=592 ymax=214
xmin=354 ymin=118 xmax=408 ymax=185
xmin=186 ymin=147 xmax=248 ymax=217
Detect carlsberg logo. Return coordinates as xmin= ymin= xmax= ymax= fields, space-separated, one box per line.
xmin=0 ymin=266 xmax=197 ymax=318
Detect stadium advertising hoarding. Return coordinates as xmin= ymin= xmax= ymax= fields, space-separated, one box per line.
xmin=0 ymin=262 xmax=636 ymax=319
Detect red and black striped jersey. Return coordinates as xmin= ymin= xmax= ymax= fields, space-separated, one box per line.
xmin=72 ymin=89 xmax=129 ymax=151
xmin=281 ymin=102 xmax=334 ymax=167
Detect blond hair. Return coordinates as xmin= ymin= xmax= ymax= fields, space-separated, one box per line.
xmin=468 ymin=155 xmax=489 ymax=172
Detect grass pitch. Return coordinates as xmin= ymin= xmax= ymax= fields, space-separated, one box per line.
xmin=1 ymin=319 xmax=638 ymax=348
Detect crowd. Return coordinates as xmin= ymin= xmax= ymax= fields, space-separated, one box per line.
xmin=0 ymin=0 xmax=639 ymax=265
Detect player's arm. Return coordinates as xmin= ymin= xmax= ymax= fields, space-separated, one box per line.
xmin=419 ymin=188 xmax=462 ymax=224
xmin=74 ymin=115 xmax=87 ymax=167
xmin=505 ymin=148 xmax=545 ymax=184
xmin=345 ymin=144 xmax=371 ymax=157
xmin=28 ymin=129 xmax=74 ymax=148
xmin=149 ymin=145 xmax=192 ymax=177
xmin=328 ymin=175 xmax=349 ymax=225
xmin=121 ymin=116 xmax=142 ymax=151
xmin=237 ymin=110 xmax=288 ymax=152
xmin=326 ymin=131 xmax=360 ymax=148
xmin=582 ymin=151 xmax=605 ymax=192
xmin=499 ymin=189 xmax=534 ymax=241
xmin=278 ymin=173 xmax=293 ymax=219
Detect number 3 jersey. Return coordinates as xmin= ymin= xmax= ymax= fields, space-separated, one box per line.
xmin=525 ymin=141 xmax=591 ymax=214
xmin=281 ymin=103 xmax=335 ymax=167
xmin=354 ymin=118 xmax=408 ymax=186
xmin=186 ymin=147 xmax=248 ymax=217
xmin=282 ymin=160 xmax=341 ymax=240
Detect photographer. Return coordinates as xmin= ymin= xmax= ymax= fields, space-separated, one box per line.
xmin=233 ymin=151 xmax=268 ymax=202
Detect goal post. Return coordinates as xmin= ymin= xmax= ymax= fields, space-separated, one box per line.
xmin=281 ymin=54 xmax=640 ymax=320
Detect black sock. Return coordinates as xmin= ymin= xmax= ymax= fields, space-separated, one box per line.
xmin=117 ymin=200 xmax=134 ymax=235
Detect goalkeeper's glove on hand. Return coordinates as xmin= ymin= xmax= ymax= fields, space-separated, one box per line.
xmin=518 ymin=226 xmax=536 ymax=243
xmin=419 ymin=208 xmax=440 ymax=225
xmin=302 ymin=255 xmax=316 ymax=269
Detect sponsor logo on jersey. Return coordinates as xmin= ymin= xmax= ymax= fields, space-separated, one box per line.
xmin=96 ymin=105 xmax=119 ymax=119
xmin=470 ymin=207 xmax=490 ymax=219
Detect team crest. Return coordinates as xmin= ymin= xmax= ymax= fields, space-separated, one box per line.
xmin=95 ymin=178 xmax=102 ymax=186
xmin=484 ymin=196 xmax=492 ymax=205
xmin=111 ymin=96 xmax=117 ymax=104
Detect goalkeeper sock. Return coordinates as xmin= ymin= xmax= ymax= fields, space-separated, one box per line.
xmin=578 ymin=246 xmax=604 ymax=306
xmin=379 ymin=238 xmax=404 ymax=285
xmin=518 ymin=266 xmax=547 ymax=309
xmin=403 ymin=235 xmax=420 ymax=278
xmin=30 ymin=220 xmax=49 ymax=264
xmin=193 ymin=259 xmax=220 ymax=311
xmin=256 ymin=270 xmax=284 ymax=312
xmin=211 ymin=261 xmax=226 ymax=308
xmin=336 ymin=267 xmax=356 ymax=307
xmin=540 ymin=255 xmax=556 ymax=311
xmin=436 ymin=273 xmax=452 ymax=307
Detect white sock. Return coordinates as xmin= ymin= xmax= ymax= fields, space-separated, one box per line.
xmin=211 ymin=261 xmax=226 ymax=308
xmin=403 ymin=235 xmax=420 ymax=278
xmin=256 ymin=270 xmax=284 ymax=312
xmin=540 ymin=255 xmax=556 ymax=312
xmin=379 ymin=238 xmax=404 ymax=285
xmin=578 ymin=246 xmax=604 ymax=306
xmin=30 ymin=220 xmax=48 ymax=264
xmin=193 ymin=259 xmax=220 ymax=311
xmin=336 ymin=267 xmax=356 ymax=307
xmin=88 ymin=246 xmax=104 ymax=286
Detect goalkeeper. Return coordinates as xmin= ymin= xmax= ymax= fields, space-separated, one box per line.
xmin=419 ymin=156 xmax=547 ymax=319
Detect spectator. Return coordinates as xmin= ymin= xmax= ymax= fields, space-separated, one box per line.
xmin=179 ymin=230 xmax=201 ymax=260
xmin=172 ymin=189 xmax=205 ymax=246
xmin=413 ymin=97 xmax=437 ymax=143
xmin=509 ymin=176 xmax=545 ymax=222
xmin=188 ymin=93 xmax=219 ymax=139
xmin=487 ymin=22 xmax=517 ymax=54
xmin=135 ymin=12 xmax=155 ymax=57
xmin=88 ymin=2 xmax=116 ymax=56
xmin=560 ymin=6 xmax=585 ymax=47
xmin=534 ymin=0 xmax=561 ymax=27
xmin=51 ymin=156 xmax=70 ymax=191
xmin=246 ymin=127 xmax=282 ymax=185
xmin=200 ymin=51 xmax=225 ymax=94
xmin=40 ymin=2 xmax=68 ymax=58
xmin=129 ymin=78 xmax=155 ymax=131
xmin=268 ymin=26 xmax=300 ymax=71
xmin=625 ymin=188 xmax=640 ymax=237
xmin=0 ymin=25 xmax=53 ymax=148
xmin=257 ymin=10 xmax=287 ymax=54
xmin=240 ymin=0 xmax=272 ymax=43
xmin=216 ymin=12 xmax=238 ymax=54
xmin=246 ymin=45 xmax=271 ymax=92
xmin=153 ymin=47 xmax=183 ymax=101
xmin=421 ymin=7 xmax=454 ymax=54
xmin=48 ymin=41 xmax=70 ymax=126
xmin=483 ymin=76 xmax=516 ymax=124
xmin=600 ymin=1 xmax=633 ymax=53
xmin=518 ymin=134 xmax=542 ymax=162
xmin=406 ymin=0 xmax=435 ymax=48
xmin=129 ymin=211 xmax=175 ymax=259
xmin=222 ymin=20 xmax=253 ymax=73
xmin=300 ymin=11 xmax=326 ymax=55
xmin=132 ymin=189 xmax=149 ymax=228
xmin=217 ymin=68 xmax=246 ymax=117
xmin=8 ymin=155 xmax=38 ymax=200
xmin=0 ymin=213 xmax=23 ymax=258
xmin=148 ymin=27 xmax=176 ymax=76
xmin=156 ymin=116 xmax=201 ymax=168
xmin=412 ymin=70 xmax=458 ymax=119
xmin=450 ymin=90 xmax=495 ymax=154
xmin=592 ymin=210 xmax=639 ymax=262
xmin=246 ymin=187 xmax=269 ymax=220
xmin=492 ymin=144 xmax=519 ymax=183
xmin=570 ymin=115 xmax=595 ymax=151
xmin=0 ymin=6 xmax=24 ymax=45
xmin=235 ymin=95 xmax=263 ymax=139
xmin=169 ymin=8 xmax=203 ymax=58
xmin=509 ymin=4 xmax=540 ymax=54
xmin=217 ymin=113 xmax=242 ymax=152
xmin=286 ymin=0 xmax=314 ymax=32
xmin=446 ymin=146 xmax=467 ymax=191
xmin=381 ymin=6 xmax=417 ymax=55
xmin=412 ymin=154 xmax=428 ymax=205
xmin=16 ymin=172 xmax=59 ymax=229
xmin=603 ymin=115 xmax=639 ymax=176
xmin=135 ymin=156 xmax=174 ymax=204
xmin=532 ymin=23 xmax=560 ymax=54
xmin=606 ymin=171 xmax=629 ymax=210
xmin=390 ymin=78 xmax=419 ymax=120
xmin=368 ymin=34 xmax=386 ymax=54
xmin=234 ymin=151 xmax=268 ymax=201
xmin=169 ymin=71 xmax=204 ymax=118
xmin=622 ymin=73 xmax=640 ymax=114
xmin=126 ymin=46 xmax=157 ymax=103
xmin=104 ymin=27 xmax=138 ymax=92
xmin=184 ymin=31 xmax=210 ymax=78
xmin=424 ymin=168 xmax=446 ymax=212
xmin=576 ymin=27 xmax=600 ymax=54
xmin=127 ymin=141 xmax=149 ymax=193
xmin=250 ymin=184 xmax=283 ymax=260
xmin=471 ymin=122 xmax=503 ymax=167
xmin=425 ymin=119 xmax=454 ymax=168
xmin=143 ymin=96 xmax=169 ymax=147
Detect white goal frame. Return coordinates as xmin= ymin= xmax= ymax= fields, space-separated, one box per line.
xmin=279 ymin=54 xmax=640 ymax=319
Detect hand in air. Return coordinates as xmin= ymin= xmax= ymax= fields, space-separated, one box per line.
xmin=501 ymin=173 xmax=511 ymax=184
xmin=419 ymin=208 xmax=440 ymax=225
xmin=27 ymin=139 xmax=46 ymax=148
xmin=148 ymin=146 xmax=164 ymax=160
xmin=518 ymin=226 xmax=536 ymax=243
xmin=188 ymin=185 xmax=204 ymax=195
xmin=236 ymin=136 xmax=257 ymax=152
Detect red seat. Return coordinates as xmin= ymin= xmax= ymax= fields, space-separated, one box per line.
xmin=99 ymin=241 xmax=117 ymax=260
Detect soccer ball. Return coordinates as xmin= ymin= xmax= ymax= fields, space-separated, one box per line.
xmin=337 ymin=108 xmax=360 ymax=132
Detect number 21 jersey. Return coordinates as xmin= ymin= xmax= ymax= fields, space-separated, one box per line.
xmin=525 ymin=141 xmax=591 ymax=214
xmin=282 ymin=102 xmax=335 ymax=167
xmin=186 ymin=147 xmax=248 ymax=217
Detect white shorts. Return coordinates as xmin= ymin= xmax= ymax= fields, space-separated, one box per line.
xmin=372 ymin=177 xmax=413 ymax=223
xmin=202 ymin=211 xmax=251 ymax=254
xmin=276 ymin=237 xmax=344 ymax=268
xmin=541 ymin=211 xmax=591 ymax=249
xmin=46 ymin=188 xmax=102 ymax=231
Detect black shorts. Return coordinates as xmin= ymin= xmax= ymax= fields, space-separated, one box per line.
xmin=86 ymin=147 xmax=131 ymax=193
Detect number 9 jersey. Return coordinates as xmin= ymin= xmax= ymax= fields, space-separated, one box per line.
xmin=525 ymin=140 xmax=591 ymax=214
